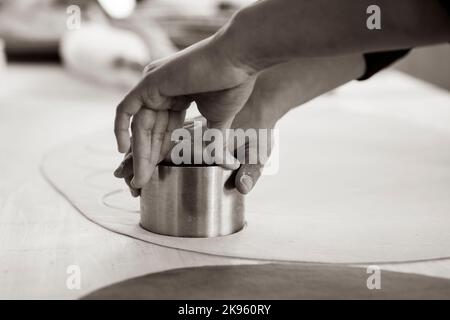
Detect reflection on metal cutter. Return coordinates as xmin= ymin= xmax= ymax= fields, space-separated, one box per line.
xmin=140 ymin=163 xmax=245 ymax=238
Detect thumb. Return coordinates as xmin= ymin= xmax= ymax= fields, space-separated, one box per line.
xmin=232 ymin=128 xmax=274 ymax=194
xmin=235 ymin=163 xmax=263 ymax=194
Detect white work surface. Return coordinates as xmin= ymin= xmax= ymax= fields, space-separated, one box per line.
xmin=1 ymin=64 xmax=450 ymax=299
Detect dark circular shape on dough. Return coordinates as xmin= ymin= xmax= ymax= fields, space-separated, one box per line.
xmin=82 ymin=264 xmax=450 ymax=299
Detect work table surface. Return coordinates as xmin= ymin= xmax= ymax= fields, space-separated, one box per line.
xmin=1 ymin=64 xmax=450 ymax=299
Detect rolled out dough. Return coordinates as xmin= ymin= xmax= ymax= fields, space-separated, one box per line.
xmin=82 ymin=263 xmax=450 ymax=299
xmin=42 ymin=93 xmax=450 ymax=263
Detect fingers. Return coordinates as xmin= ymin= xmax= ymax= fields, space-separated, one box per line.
xmin=116 ymin=109 xmax=185 ymax=192
xmin=206 ymin=118 xmax=240 ymax=170
xmin=234 ymin=142 xmax=262 ymax=194
xmin=114 ymin=71 xmax=172 ymax=154
xmin=114 ymin=151 xmax=140 ymax=197
xmin=220 ymin=149 xmax=241 ymax=170
xmin=114 ymin=92 xmax=143 ymax=153
xmin=235 ymin=163 xmax=263 ymax=194
xmin=157 ymin=97 xmax=190 ymax=162
xmin=194 ymin=78 xmax=256 ymax=170
xmin=130 ymin=109 xmax=169 ymax=188
xmin=232 ymin=128 xmax=273 ymax=194
xmin=130 ymin=108 xmax=155 ymax=188
xmin=149 ymin=109 xmax=169 ymax=168
xmin=125 ymin=175 xmax=140 ymax=197
xmin=159 ymin=109 xmax=186 ymax=163
xmin=113 ymin=152 xmax=132 ymax=178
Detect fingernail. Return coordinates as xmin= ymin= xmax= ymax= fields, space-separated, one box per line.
xmin=240 ymin=175 xmax=253 ymax=193
xmin=131 ymin=189 xmax=139 ymax=197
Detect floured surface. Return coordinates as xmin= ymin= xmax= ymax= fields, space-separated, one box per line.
xmin=42 ymin=85 xmax=450 ymax=263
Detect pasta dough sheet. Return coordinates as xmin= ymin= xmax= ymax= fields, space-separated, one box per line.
xmin=42 ymin=100 xmax=450 ymax=263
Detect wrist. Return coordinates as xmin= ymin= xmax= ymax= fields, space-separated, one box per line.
xmin=212 ymin=7 xmax=281 ymax=77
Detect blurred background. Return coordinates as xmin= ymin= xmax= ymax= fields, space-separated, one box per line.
xmin=0 ymin=0 xmax=448 ymax=91
xmin=0 ymin=0 xmax=254 ymax=89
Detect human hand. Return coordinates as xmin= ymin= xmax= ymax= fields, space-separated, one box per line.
xmin=114 ymin=35 xmax=256 ymax=189
xmin=113 ymin=113 xmax=272 ymax=197
xmin=114 ymin=54 xmax=365 ymax=196
xmin=230 ymin=54 xmax=366 ymax=193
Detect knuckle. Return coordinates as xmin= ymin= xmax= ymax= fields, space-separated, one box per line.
xmin=116 ymin=99 xmax=131 ymax=115
xmin=153 ymin=131 xmax=165 ymax=141
xmin=114 ymin=127 xmax=127 ymax=135
xmin=133 ymin=154 xmax=152 ymax=161
xmin=133 ymin=110 xmax=155 ymax=132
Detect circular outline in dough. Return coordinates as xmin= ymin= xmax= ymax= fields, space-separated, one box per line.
xmin=102 ymin=189 xmax=140 ymax=213
xmin=42 ymin=104 xmax=450 ymax=264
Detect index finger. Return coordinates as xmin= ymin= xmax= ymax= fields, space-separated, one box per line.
xmin=130 ymin=109 xmax=169 ymax=188
xmin=114 ymin=92 xmax=143 ymax=153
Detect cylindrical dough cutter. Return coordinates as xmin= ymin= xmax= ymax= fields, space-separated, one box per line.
xmin=140 ymin=163 xmax=245 ymax=237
